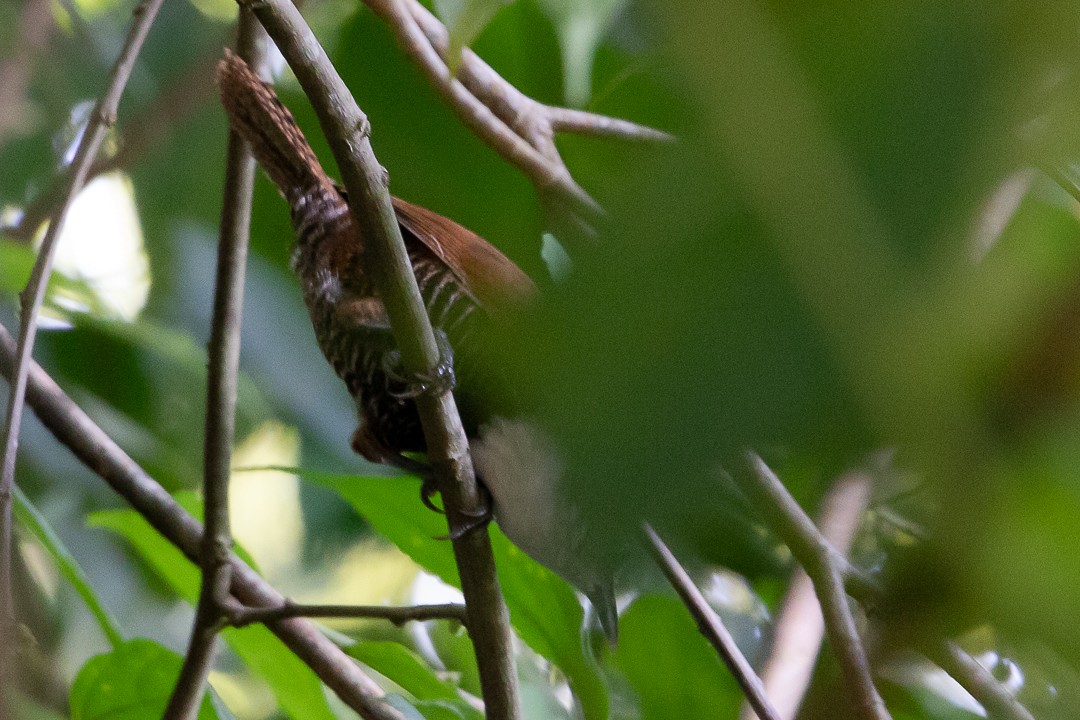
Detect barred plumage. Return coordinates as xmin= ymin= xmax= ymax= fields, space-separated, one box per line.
xmin=216 ymin=52 xmax=535 ymax=466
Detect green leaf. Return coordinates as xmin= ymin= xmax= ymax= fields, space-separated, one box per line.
xmin=0 ymin=237 xmax=112 ymax=317
xmin=535 ymin=0 xmax=629 ymax=106
xmin=289 ymin=467 xmax=610 ymax=720
xmin=348 ymin=641 xmax=459 ymax=702
xmin=0 ymin=238 xmax=34 ymax=292
xmin=289 ymin=468 xmax=458 ymax=582
xmin=432 ymin=0 xmax=512 ymax=72
xmin=488 ymin=532 xmax=608 ymax=720
xmin=411 ymin=699 xmax=478 ymax=720
xmin=612 ymin=594 xmax=743 ymax=720
xmin=14 ymin=486 xmax=125 ymax=648
xmin=87 ymin=506 xmax=334 ymax=720
xmin=70 ymin=639 xmax=219 ymax=720
xmin=384 ymin=694 xmax=434 ymax=720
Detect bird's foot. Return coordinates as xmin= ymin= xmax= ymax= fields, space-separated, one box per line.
xmin=420 ymin=475 xmax=444 ymax=514
xmin=383 ymin=331 xmax=456 ymax=400
xmin=436 ymin=482 xmax=494 ymax=541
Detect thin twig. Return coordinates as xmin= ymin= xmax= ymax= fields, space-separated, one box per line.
xmin=364 ymin=0 xmax=671 ymax=241
xmin=741 ymin=454 xmax=891 ymax=720
xmin=403 ymin=1 xmax=672 ymax=145
xmin=0 ymin=0 xmax=166 ymax=711
xmin=6 ymin=53 xmax=222 ymax=244
xmin=928 ymin=642 xmax=1036 ymax=720
xmin=164 ymin=14 xmax=269 ymax=720
xmin=645 ymin=524 xmax=781 ymax=720
xmin=545 ymin=106 xmax=674 ymax=143
xmin=237 ymin=1 xmax=521 ymax=717
xmin=230 ymin=602 xmax=468 ymax=627
xmin=741 ymin=472 xmax=871 ymax=720
xmin=0 ymin=321 xmax=405 ymax=720
xmin=365 ymin=0 xmax=598 ymax=232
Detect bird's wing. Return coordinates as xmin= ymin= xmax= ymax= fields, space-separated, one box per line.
xmin=391 ymin=197 xmax=537 ymax=313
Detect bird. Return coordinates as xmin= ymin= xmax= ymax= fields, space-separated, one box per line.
xmin=216 ymin=52 xmax=620 ymax=640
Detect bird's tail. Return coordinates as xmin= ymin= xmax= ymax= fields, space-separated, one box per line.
xmin=217 ymin=50 xmax=337 ymax=202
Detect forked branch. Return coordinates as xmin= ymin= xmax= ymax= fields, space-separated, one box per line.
xmin=363 ymin=0 xmax=672 ymax=241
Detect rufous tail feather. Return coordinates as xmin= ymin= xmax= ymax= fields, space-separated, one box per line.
xmin=217 ymin=50 xmax=337 ymax=203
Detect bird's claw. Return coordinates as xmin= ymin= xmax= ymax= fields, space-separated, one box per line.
xmin=420 ymin=476 xmax=444 ymax=514
xmin=383 ymin=332 xmax=457 ymax=400
xmin=433 ymin=483 xmax=494 ymax=541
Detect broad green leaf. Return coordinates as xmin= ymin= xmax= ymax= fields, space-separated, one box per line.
xmin=290 ymin=468 xmax=610 ymax=720
xmin=70 ymin=639 xmax=218 ymax=720
xmin=348 ymin=641 xmax=460 ymax=703
xmin=291 ymin=468 xmax=458 ymax=580
xmin=535 ymin=0 xmax=629 ymax=106
xmin=612 ymin=594 xmax=742 ymax=720
xmin=433 ymin=0 xmax=512 ymax=71
xmin=87 ymin=505 xmax=334 ymax=720
xmin=14 ymin=486 xmax=124 ymax=648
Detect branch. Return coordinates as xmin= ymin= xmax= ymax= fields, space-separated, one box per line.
xmin=741 ymin=454 xmax=891 ymax=720
xmin=927 ymin=642 xmax=1036 ymax=720
xmin=6 ymin=52 xmax=221 ymax=244
xmin=645 ymin=524 xmax=781 ymax=720
xmin=231 ymin=2 xmax=521 ymax=717
xmin=0 ymin=321 xmax=406 ymax=720
xmin=230 ymin=602 xmax=468 ymax=627
xmin=164 ymin=13 xmax=269 ymax=720
xmin=364 ymin=0 xmax=673 ymax=240
xmin=0 ymin=0 xmax=166 ymax=711
xmin=740 ymin=472 xmax=872 ymax=720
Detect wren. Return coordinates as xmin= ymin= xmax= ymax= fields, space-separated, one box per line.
xmin=218 ymin=53 xmax=618 ymax=641
xmin=218 ymin=52 xmax=534 ymax=472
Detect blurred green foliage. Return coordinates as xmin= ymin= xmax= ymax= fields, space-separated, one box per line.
xmin=4 ymin=0 xmax=1080 ymax=718
xmin=70 ymin=639 xmax=221 ymax=719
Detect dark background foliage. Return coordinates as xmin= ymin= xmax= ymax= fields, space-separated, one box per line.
xmin=3 ymin=0 xmax=1080 ymax=718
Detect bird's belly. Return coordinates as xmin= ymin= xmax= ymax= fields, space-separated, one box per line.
xmin=471 ymin=416 xmax=598 ymax=589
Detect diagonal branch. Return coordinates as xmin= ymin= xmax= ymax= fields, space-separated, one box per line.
xmin=0 ymin=0 xmax=166 ymax=711
xmin=0 ymin=320 xmax=406 ymax=720
xmin=645 ymin=524 xmax=781 ymax=720
xmin=5 ymin=52 xmax=222 ymax=244
xmin=738 ymin=456 xmax=1037 ymax=720
xmin=927 ymin=642 xmax=1035 ymax=720
xmin=235 ymin=1 xmax=521 ymax=717
xmin=402 ymin=1 xmax=670 ymax=144
xmin=164 ymin=13 xmax=269 ymax=720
